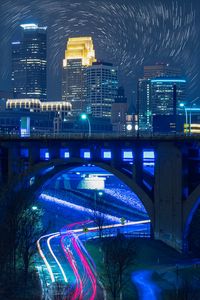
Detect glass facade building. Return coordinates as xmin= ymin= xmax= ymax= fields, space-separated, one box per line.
xmin=62 ymin=59 xmax=87 ymax=113
xmin=137 ymin=64 xmax=185 ymax=133
xmin=111 ymin=87 xmax=128 ymax=133
xmin=151 ymin=78 xmax=186 ymax=116
xmin=12 ymin=24 xmax=47 ymax=101
xmin=87 ymin=62 xmax=118 ymax=118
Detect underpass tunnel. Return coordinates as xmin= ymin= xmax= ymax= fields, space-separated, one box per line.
xmin=38 ymin=164 xmax=152 ymax=236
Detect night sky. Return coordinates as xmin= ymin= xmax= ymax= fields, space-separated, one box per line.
xmin=0 ymin=0 xmax=199 ymax=107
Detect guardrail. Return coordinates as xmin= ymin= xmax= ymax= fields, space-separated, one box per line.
xmin=124 ymin=232 xmax=151 ymax=238
xmin=0 ymin=132 xmax=199 ymax=140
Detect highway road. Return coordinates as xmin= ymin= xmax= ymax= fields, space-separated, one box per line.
xmin=37 ymin=220 xmax=150 ymax=299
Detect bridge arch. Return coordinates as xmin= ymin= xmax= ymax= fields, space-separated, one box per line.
xmin=183 ymin=184 xmax=200 ymax=249
xmin=27 ymin=158 xmax=154 ymax=227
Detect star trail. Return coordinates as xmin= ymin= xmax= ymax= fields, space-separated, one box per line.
xmin=0 ymin=0 xmax=199 ymax=102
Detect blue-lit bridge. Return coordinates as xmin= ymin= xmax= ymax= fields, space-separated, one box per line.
xmin=0 ymin=135 xmax=200 ymax=252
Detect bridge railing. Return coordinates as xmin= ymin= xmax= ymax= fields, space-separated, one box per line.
xmin=0 ymin=132 xmax=199 ymax=140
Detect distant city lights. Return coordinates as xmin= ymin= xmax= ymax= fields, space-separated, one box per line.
xmin=126 ymin=124 xmax=133 ymax=131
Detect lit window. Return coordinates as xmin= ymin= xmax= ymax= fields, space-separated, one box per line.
xmin=45 ymin=152 xmax=50 ymax=159
xmin=84 ymin=152 xmax=91 ymax=159
xmin=80 ymin=149 xmax=91 ymax=159
xmin=101 ymin=149 xmax=112 ymax=159
xmin=122 ymin=150 xmax=133 ymax=161
xmin=60 ymin=148 xmax=70 ymax=159
xmin=64 ymin=152 xmax=70 ymax=158
xmin=40 ymin=148 xmax=50 ymax=161
xmin=143 ymin=150 xmax=155 ymax=167
xmin=143 ymin=150 xmax=155 ymax=159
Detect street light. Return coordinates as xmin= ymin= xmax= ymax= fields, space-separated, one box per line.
xmin=94 ymin=190 xmax=103 ymax=208
xmin=126 ymin=124 xmax=133 ymax=131
xmin=32 ymin=206 xmax=38 ymax=211
xmin=80 ymin=113 xmax=91 ymax=137
xmin=179 ymin=103 xmax=188 ymax=135
xmin=83 ymin=227 xmax=89 ymax=244
xmin=126 ymin=124 xmax=133 ymax=137
xmin=189 ymin=97 xmax=200 ymax=135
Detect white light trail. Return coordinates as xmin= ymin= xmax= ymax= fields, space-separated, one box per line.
xmin=37 ymin=220 xmax=150 ymax=286
xmin=47 ymin=234 xmax=68 ymax=283
xmin=37 ymin=233 xmax=58 ymax=283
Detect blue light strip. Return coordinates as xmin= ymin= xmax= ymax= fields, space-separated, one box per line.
xmin=185 ymin=108 xmax=200 ymax=112
xmin=151 ymin=79 xmax=186 ymax=83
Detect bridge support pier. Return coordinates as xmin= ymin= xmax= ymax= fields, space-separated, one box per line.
xmin=154 ymin=143 xmax=183 ymax=252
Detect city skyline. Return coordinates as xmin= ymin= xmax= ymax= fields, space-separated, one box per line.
xmin=3 ymin=23 xmax=196 ymax=136
xmin=7 ymin=23 xmax=189 ymax=111
xmin=0 ymin=2 xmax=200 ymax=299
xmin=0 ymin=0 xmax=199 ymax=106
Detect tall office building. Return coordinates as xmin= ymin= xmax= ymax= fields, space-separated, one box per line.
xmin=137 ymin=79 xmax=152 ymax=132
xmin=12 ymin=24 xmax=47 ymax=101
xmin=87 ymin=61 xmax=118 ymax=118
xmin=151 ymin=78 xmax=186 ymax=134
xmin=137 ymin=63 xmax=183 ymax=133
xmin=62 ymin=37 xmax=96 ymax=115
xmin=151 ymin=78 xmax=186 ymax=116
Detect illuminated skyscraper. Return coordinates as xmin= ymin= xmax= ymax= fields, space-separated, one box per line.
xmin=87 ymin=61 xmax=118 ymax=118
xmin=12 ymin=24 xmax=47 ymax=101
xmin=151 ymin=78 xmax=186 ymax=115
xmin=62 ymin=37 xmax=96 ymax=115
xmin=137 ymin=64 xmax=183 ymax=133
xmin=151 ymin=78 xmax=187 ymax=134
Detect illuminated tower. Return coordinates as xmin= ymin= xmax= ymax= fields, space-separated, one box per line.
xmin=137 ymin=63 xmax=182 ymax=133
xmin=12 ymin=24 xmax=47 ymax=101
xmin=62 ymin=37 xmax=96 ymax=115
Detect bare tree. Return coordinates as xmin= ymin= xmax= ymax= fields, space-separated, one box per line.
xmin=18 ymin=206 xmax=44 ymax=285
xmin=90 ymin=209 xmax=106 ymax=239
xmin=90 ymin=191 xmax=107 ymax=239
xmin=101 ymin=234 xmax=136 ymax=300
xmin=0 ymin=175 xmax=45 ymax=298
xmin=0 ymin=182 xmax=33 ymax=281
